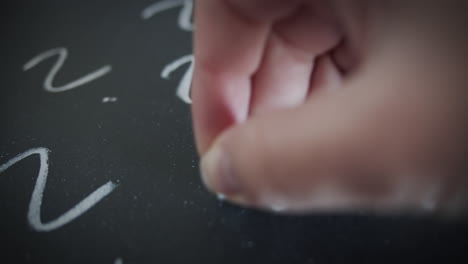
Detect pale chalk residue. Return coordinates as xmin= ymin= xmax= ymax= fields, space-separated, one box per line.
xmin=217 ymin=193 xmax=226 ymax=201
xmin=141 ymin=0 xmax=194 ymax=31
xmin=161 ymin=54 xmax=194 ymax=104
xmin=0 ymin=148 xmax=118 ymax=232
xmin=23 ymin=47 xmax=112 ymax=93
xmin=271 ymin=203 xmax=287 ymax=213
xmin=114 ymin=258 xmax=123 ymax=264
xmin=390 ymin=176 xmax=442 ymax=212
xmin=102 ymin=97 xmax=118 ymax=103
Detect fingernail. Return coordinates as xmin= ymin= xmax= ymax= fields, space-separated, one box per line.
xmin=200 ymin=145 xmax=241 ymax=195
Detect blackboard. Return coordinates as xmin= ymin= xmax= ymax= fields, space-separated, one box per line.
xmin=1 ymin=0 xmax=467 ymax=263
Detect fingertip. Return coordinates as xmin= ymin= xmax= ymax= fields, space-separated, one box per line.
xmin=199 ymin=140 xmax=254 ymax=207
xmin=200 ymin=143 xmax=241 ymax=196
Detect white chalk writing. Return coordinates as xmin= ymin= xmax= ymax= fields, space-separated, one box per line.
xmin=0 ymin=148 xmax=118 ymax=232
xmin=142 ymin=0 xmax=194 ymax=31
xmin=161 ymin=54 xmax=194 ymax=104
xmin=23 ymin=47 xmax=112 ymax=93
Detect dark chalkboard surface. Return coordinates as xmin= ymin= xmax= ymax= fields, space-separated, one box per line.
xmin=1 ymin=0 xmax=467 ymax=263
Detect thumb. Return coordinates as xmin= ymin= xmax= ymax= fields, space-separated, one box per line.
xmin=199 ymin=86 xmax=458 ymax=214
xmin=200 ymin=90 xmax=394 ymax=213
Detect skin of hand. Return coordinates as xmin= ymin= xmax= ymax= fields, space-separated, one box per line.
xmin=191 ymin=0 xmax=468 ymax=215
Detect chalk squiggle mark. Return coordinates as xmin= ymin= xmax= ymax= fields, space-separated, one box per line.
xmin=141 ymin=0 xmax=194 ymax=31
xmin=23 ymin=47 xmax=112 ymax=93
xmin=161 ymin=54 xmax=194 ymax=104
xmin=0 ymin=148 xmax=118 ymax=232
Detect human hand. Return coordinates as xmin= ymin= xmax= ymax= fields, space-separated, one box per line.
xmin=191 ymin=0 xmax=468 ymax=214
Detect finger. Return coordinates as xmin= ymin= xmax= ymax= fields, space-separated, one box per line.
xmin=249 ymin=34 xmax=313 ymax=116
xmin=273 ymin=2 xmax=341 ymax=57
xmin=249 ymin=4 xmax=341 ymax=115
xmin=192 ymin=0 xmax=270 ymax=154
xmin=200 ymin=87 xmax=397 ymax=213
